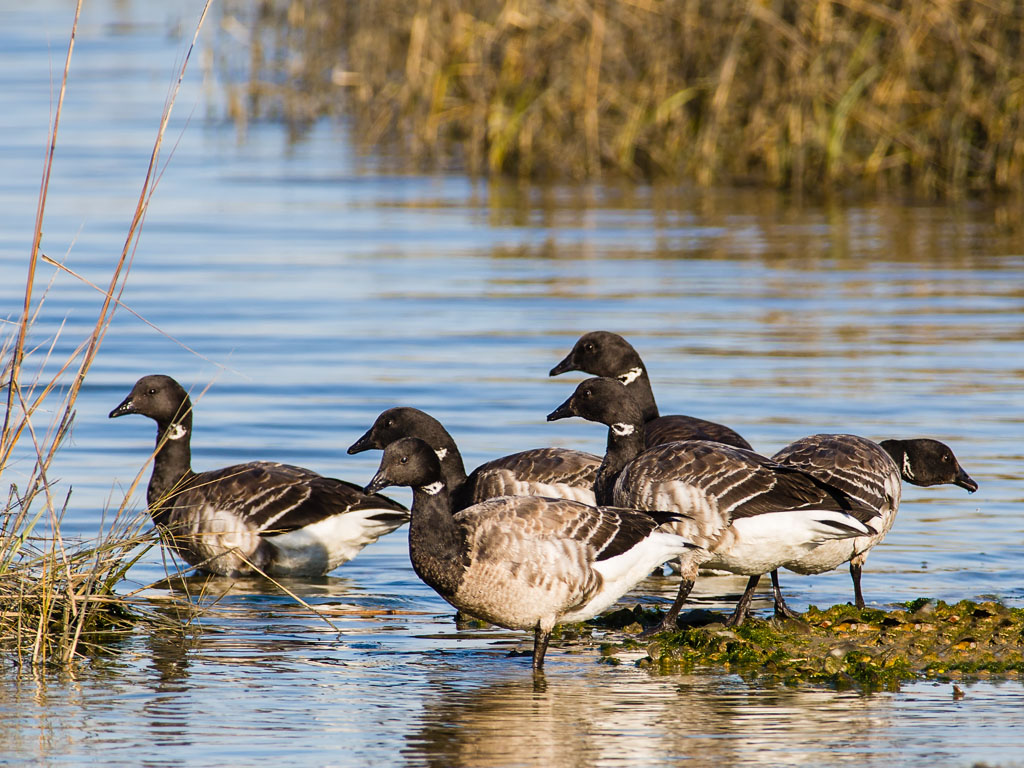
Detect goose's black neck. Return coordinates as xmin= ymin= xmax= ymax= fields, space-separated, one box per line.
xmin=407 ymin=482 xmax=469 ymax=597
xmin=596 ymin=415 xmax=647 ymax=506
xmin=398 ymin=412 xmax=470 ymax=491
xmin=432 ymin=431 xmax=470 ymax=492
xmin=879 ymin=439 xmax=924 ymax=487
xmin=146 ymin=412 xmax=194 ymax=521
xmin=619 ymin=364 xmax=659 ymax=422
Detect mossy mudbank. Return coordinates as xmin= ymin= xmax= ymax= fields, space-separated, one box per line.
xmin=596 ymin=599 xmax=1024 ymax=691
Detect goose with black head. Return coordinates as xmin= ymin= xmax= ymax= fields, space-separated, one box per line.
xmin=550 ymin=331 xmax=752 ymax=450
xmin=364 ymin=436 xmax=697 ymax=670
xmin=349 ymin=406 xmax=600 ymax=509
xmin=768 ymin=434 xmax=977 ymax=615
xmin=110 ymin=375 xmax=408 ymax=577
xmin=548 ymin=377 xmax=881 ymax=632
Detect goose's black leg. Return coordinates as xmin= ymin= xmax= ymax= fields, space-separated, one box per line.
xmin=726 ymin=575 xmax=761 ymax=627
xmin=641 ymin=577 xmax=695 ymax=637
xmin=851 ymin=561 xmax=866 ymax=609
xmin=770 ymin=569 xmax=802 ymax=620
xmin=532 ymin=626 xmax=551 ymax=670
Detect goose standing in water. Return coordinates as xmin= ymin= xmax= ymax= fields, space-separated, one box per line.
xmin=110 ymin=375 xmax=408 ymax=577
xmin=550 ymin=331 xmax=752 ymax=449
xmin=349 ymin=406 xmax=600 ymax=508
xmin=548 ymin=377 xmax=880 ymax=632
xmin=364 ymin=437 xmax=697 ymax=670
xmin=768 ymin=434 xmax=978 ymax=615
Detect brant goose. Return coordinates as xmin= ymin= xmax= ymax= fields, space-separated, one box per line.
xmin=547 ymin=377 xmax=880 ymax=631
xmin=768 ymin=434 xmax=977 ymax=615
xmin=363 ymin=436 xmax=697 ymax=670
xmin=549 ymin=331 xmax=752 ymax=449
xmin=110 ymin=375 xmax=408 ymax=577
xmin=348 ymin=406 xmax=600 ymax=508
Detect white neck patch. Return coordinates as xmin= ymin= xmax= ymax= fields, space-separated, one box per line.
xmin=901 ymin=452 xmax=914 ymax=479
xmin=618 ymin=366 xmax=643 ymax=386
xmin=435 ymin=448 xmax=448 ymax=461
xmin=611 ymin=422 xmax=635 ymax=437
xmin=421 ymin=481 xmax=444 ymax=496
xmin=166 ymin=423 xmax=187 ymax=441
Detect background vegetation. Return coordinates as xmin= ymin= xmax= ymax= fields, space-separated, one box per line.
xmin=219 ymin=0 xmax=1024 ymax=197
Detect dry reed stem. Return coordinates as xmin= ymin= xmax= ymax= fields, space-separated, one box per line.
xmin=3 ymin=1 xmax=81 ymax=445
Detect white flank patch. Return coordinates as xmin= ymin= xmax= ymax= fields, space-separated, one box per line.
xmin=435 ymin=447 xmax=448 ymax=461
xmin=269 ymin=506 xmax=408 ymax=575
xmin=710 ymin=510 xmax=873 ymax=574
xmin=421 ymin=481 xmax=444 ymax=496
xmin=563 ymin=530 xmax=693 ymax=622
xmin=611 ymin=422 xmax=635 ymax=437
xmin=783 ymin=537 xmax=870 ymax=574
xmin=617 ymin=366 xmax=643 ymax=385
xmin=166 ymin=423 xmax=187 ymax=441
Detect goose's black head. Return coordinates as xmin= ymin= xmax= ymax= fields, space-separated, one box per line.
xmin=549 ymin=331 xmax=643 ymax=381
xmin=109 ymin=374 xmax=192 ymax=429
xmin=547 ymin=376 xmax=643 ymax=430
xmin=348 ymin=407 xmax=447 ymax=455
xmin=879 ymin=438 xmax=978 ymax=493
xmin=365 ymin=437 xmax=444 ymax=495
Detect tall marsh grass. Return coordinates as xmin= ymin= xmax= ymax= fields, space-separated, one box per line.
xmin=0 ymin=1 xmax=212 ymax=669
xmin=222 ymin=0 xmax=1024 ymax=196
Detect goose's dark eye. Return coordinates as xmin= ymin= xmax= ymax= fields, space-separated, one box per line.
xmin=400 ymin=456 xmax=409 ymax=464
xmin=584 ymin=342 xmax=595 ymax=352
xmin=582 ymin=388 xmax=592 ymax=398
xmin=385 ymin=419 xmax=394 ymax=428
xmin=147 ymin=388 xmax=157 ymax=395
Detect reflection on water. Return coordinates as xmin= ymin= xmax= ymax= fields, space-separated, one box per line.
xmin=408 ymin=669 xmax=900 ymax=768
xmin=7 ymin=588 xmax=1023 ymax=768
xmin=2 ymin=1 xmax=1024 ymax=767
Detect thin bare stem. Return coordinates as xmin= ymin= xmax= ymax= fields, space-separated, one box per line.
xmin=2 ymin=0 xmax=81 ymax=458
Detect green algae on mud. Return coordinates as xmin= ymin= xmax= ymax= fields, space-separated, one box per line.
xmin=594 ymin=600 xmax=1024 ymax=692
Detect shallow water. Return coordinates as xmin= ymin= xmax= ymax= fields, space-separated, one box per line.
xmin=2 ymin=1 xmax=1024 ymax=766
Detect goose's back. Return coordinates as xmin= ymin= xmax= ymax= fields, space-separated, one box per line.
xmin=162 ymin=461 xmax=408 ymax=574
xmin=644 ymin=415 xmax=753 ymax=451
xmin=615 ymin=440 xmax=881 ymax=550
xmin=462 ymin=448 xmax=600 ymax=507
xmin=771 ymin=434 xmax=901 ymax=528
xmin=772 ymin=435 xmax=902 ymax=573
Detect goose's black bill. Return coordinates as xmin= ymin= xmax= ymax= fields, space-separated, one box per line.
xmin=108 ymin=395 xmax=137 ymax=418
xmin=955 ymin=467 xmax=978 ymax=493
xmin=549 ymin=350 xmax=580 ymax=377
xmin=546 ymin=397 xmax=576 ymax=422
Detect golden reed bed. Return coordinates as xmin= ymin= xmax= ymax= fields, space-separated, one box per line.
xmin=222 ymin=0 xmax=1024 ymax=197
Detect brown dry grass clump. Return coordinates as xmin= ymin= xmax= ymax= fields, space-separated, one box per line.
xmin=220 ymin=0 xmax=1024 ymax=196
xmin=0 ymin=512 xmax=156 ymax=667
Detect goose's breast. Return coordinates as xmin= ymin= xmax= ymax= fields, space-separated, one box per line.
xmin=452 ymin=537 xmax=600 ymax=629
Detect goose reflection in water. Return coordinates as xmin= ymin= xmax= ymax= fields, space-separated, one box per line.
xmin=404 ymin=667 xmax=906 ymax=768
